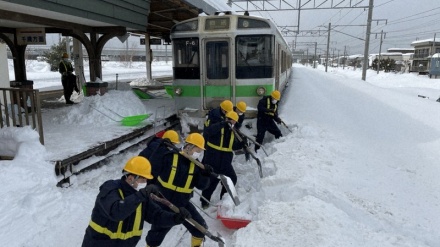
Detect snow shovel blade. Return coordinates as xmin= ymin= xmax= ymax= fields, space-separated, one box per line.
xmin=213 ymin=232 xmax=225 ymax=247
xmin=121 ymin=114 xmax=150 ymax=126
xmin=231 ymin=126 xmax=264 ymax=177
xmin=244 ymin=144 xmax=263 ymax=178
xmin=219 ymin=174 xmax=240 ymax=206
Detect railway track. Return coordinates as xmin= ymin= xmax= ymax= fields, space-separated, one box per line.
xmin=55 ymin=114 xmax=180 ymax=186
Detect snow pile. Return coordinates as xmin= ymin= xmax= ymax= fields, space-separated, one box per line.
xmin=0 ymin=127 xmax=60 ymax=245
xmin=48 ymin=90 xmax=148 ymax=126
xmin=0 ymin=126 xmax=45 ymax=157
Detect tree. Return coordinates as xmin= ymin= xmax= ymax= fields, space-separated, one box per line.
xmin=42 ymin=38 xmax=70 ymax=71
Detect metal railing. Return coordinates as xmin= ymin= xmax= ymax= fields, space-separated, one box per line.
xmin=0 ymin=87 xmax=44 ymax=144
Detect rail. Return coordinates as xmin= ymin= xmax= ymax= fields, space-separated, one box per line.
xmin=0 ymin=87 xmax=44 ymax=144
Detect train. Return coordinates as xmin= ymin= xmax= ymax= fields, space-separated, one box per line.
xmin=168 ymin=12 xmax=292 ymax=118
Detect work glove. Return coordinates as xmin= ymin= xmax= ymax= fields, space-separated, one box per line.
xmin=174 ymin=207 xmax=191 ymax=224
xmin=139 ymin=184 xmax=160 ymax=199
xmin=201 ymin=164 xmax=213 ymax=176
xmin=274 ymin=117 xmax=282 ymax=125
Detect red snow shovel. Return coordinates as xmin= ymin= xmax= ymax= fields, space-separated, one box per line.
xmin=217 ymin=206 xmax=251 ymax=229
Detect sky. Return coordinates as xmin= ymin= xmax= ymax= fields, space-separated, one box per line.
xmin=227 ymin=0 xmax=440 ymax=55
xmin=34 ymin=0 xmax=440 ymax=60
xmin=1 ymin=61 xmax=440 ymax=246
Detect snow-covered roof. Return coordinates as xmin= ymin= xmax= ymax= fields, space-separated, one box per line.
xmin=411 ymin=38 xmax=440 ymax=46
xmin=387 ymin=48 xmax=414 ymax=52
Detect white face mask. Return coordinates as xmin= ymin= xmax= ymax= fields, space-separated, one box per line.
xmin=228 ymin=122 xmax=235 ymax=128
xmin=272 ymin=99 xmax=278 ymax=104
xmin=191 ymin=151 xmax=202 ymax=160
xmin=63 ymin=58 xmax=68 ymax=62
xmin=238 ymin=112 xmax=243 ymax=116
xmin=135 ymin=182 xmax=147 ymax=191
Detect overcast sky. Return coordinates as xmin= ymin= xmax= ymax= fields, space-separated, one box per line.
xmin=226 ymin=0 xmax=440 ymax=55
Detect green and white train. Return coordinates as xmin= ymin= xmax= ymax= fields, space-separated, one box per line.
xmin=169 ymin=12 xmax=292 ymax=117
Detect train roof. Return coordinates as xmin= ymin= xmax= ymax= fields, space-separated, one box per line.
xmin=170 ymin=13 xmax=289 ymax=47
xmin=171 ymin=12 xmax=281 ymax=35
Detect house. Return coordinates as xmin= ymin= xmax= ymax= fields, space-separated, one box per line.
xmin=410 ymin=38 xmax=440 ymax=73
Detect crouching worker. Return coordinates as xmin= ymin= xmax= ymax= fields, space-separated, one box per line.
xmin=81 ymin=156 xmax=191 ymax=247
xmin=146 ymin=133 xmax=212 ymax=247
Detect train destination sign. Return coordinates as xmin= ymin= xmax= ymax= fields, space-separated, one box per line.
xmin=205 ymin=18 xmax=230 ymax=30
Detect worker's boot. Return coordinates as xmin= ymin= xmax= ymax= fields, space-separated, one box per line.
xmin=191 ymin=236 xmax=204 ymax=247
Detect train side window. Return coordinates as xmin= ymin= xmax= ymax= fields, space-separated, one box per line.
xmin=236 ymin=35 xmax=273 ymax=79
xmin=173 ymin=38 xmax=200 ymax=79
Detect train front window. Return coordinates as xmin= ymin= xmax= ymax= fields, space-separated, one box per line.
xmin=206 ymin=41 xmax=229 ymax=79
xmin=173 ymin=38 xmax=200 ymax=79
xmin=236 ymin=35 xmax=273 ymax=79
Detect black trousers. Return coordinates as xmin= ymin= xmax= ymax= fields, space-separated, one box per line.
xmin=61 ymin=74 xmax=77 ymax=102
xmin=255 ymin=117 xmax=282 ymax=150
xmin=146 ymin=201 xmax=207 ymax=246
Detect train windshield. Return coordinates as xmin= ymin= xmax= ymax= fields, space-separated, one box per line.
xmin=236 ymin=35 xmax=273 ymax=79
xmin=173 ymin=38 xmax=200 ymax=79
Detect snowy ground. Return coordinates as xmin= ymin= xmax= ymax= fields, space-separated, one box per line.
xmin=1 ymin=63 xmax=440 ymax=247
xmin=8 ymin=59 xmax=173 ymax=90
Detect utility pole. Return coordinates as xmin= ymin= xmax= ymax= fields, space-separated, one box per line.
xmin=314 ymin=42 xmax=317 ymax=68
xmin=431 ymin=33 xmax=437 ymax=55
xmin=343 ymin=46 xmax=346 ymax=70
xmin=332 ymin=48 xmax=335 ymax=67
xmin=326 ymin=23 xmax=331 ymax=72
xmin=297 ymin=0 xmax=302 ymax=34
xmin=377 ymin=30 xmax=384 ymax=74
xmin=337 ymin=50 xmax=340 ymax=67
xmin=362 ymin=0 xmax=374 ymax=81
xmin=306 ymin=48 xmax=309 ymax=66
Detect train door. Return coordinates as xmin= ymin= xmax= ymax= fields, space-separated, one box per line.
xmin=202 ymin=39 xmax=231 ymax=110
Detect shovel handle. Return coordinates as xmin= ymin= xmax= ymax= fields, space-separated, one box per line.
xmin=281 ymin=120 xmax=293 ymax=133
xmin=150 ymin=194 xmax=225 ymax=244
xmin=162 ymin=142 xmax=222 ymax=176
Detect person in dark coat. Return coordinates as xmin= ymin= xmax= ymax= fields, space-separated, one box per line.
xmin=255 ymin=90 xmax=282 ymax=153
xmin=233 ymin=101 xmax=247 ymax=130
xmin=81 ymin=156 xmax=190 ymax=247
xmin=203 ymin=100 xmax=233 ymax=130
xmin=146 ymin=133 xmax=212 ymax=247
xmin=139 ymin=130 xmax=181 ymax=184
xmin=201 ymin=111 xmax=241 ymax=209
xmin=58 ymin=52 xmax=78 ymax=104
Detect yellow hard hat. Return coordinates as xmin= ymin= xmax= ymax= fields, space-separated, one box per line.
xmin=220 ymin=100 xmax=233 ymax=112
xmin=236 ymin=101 xmax=247 ymax=113
xmin=62 ymin=53 xmax=69 ymax=58
xmin=271 ymin=90 xmax=281 ymax=100
xmin=123 ymin=156 xmax=153 ymax=179
xmin=162 ymin=130 xmax=180 ymax=144
xmin=226 ymin=111 xmax=239 ymax=122
xmin=185 ymin=133 xmax=206 ymax=150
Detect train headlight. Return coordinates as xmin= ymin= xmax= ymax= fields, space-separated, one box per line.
xmin=174 ymin=87 xmax=183 ymax=96
xmin=256 ymin=87 xmax=266 ymax=96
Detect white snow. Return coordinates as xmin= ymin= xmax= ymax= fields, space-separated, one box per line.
xmin=1 ymin=62 xmax=440 ymax=247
